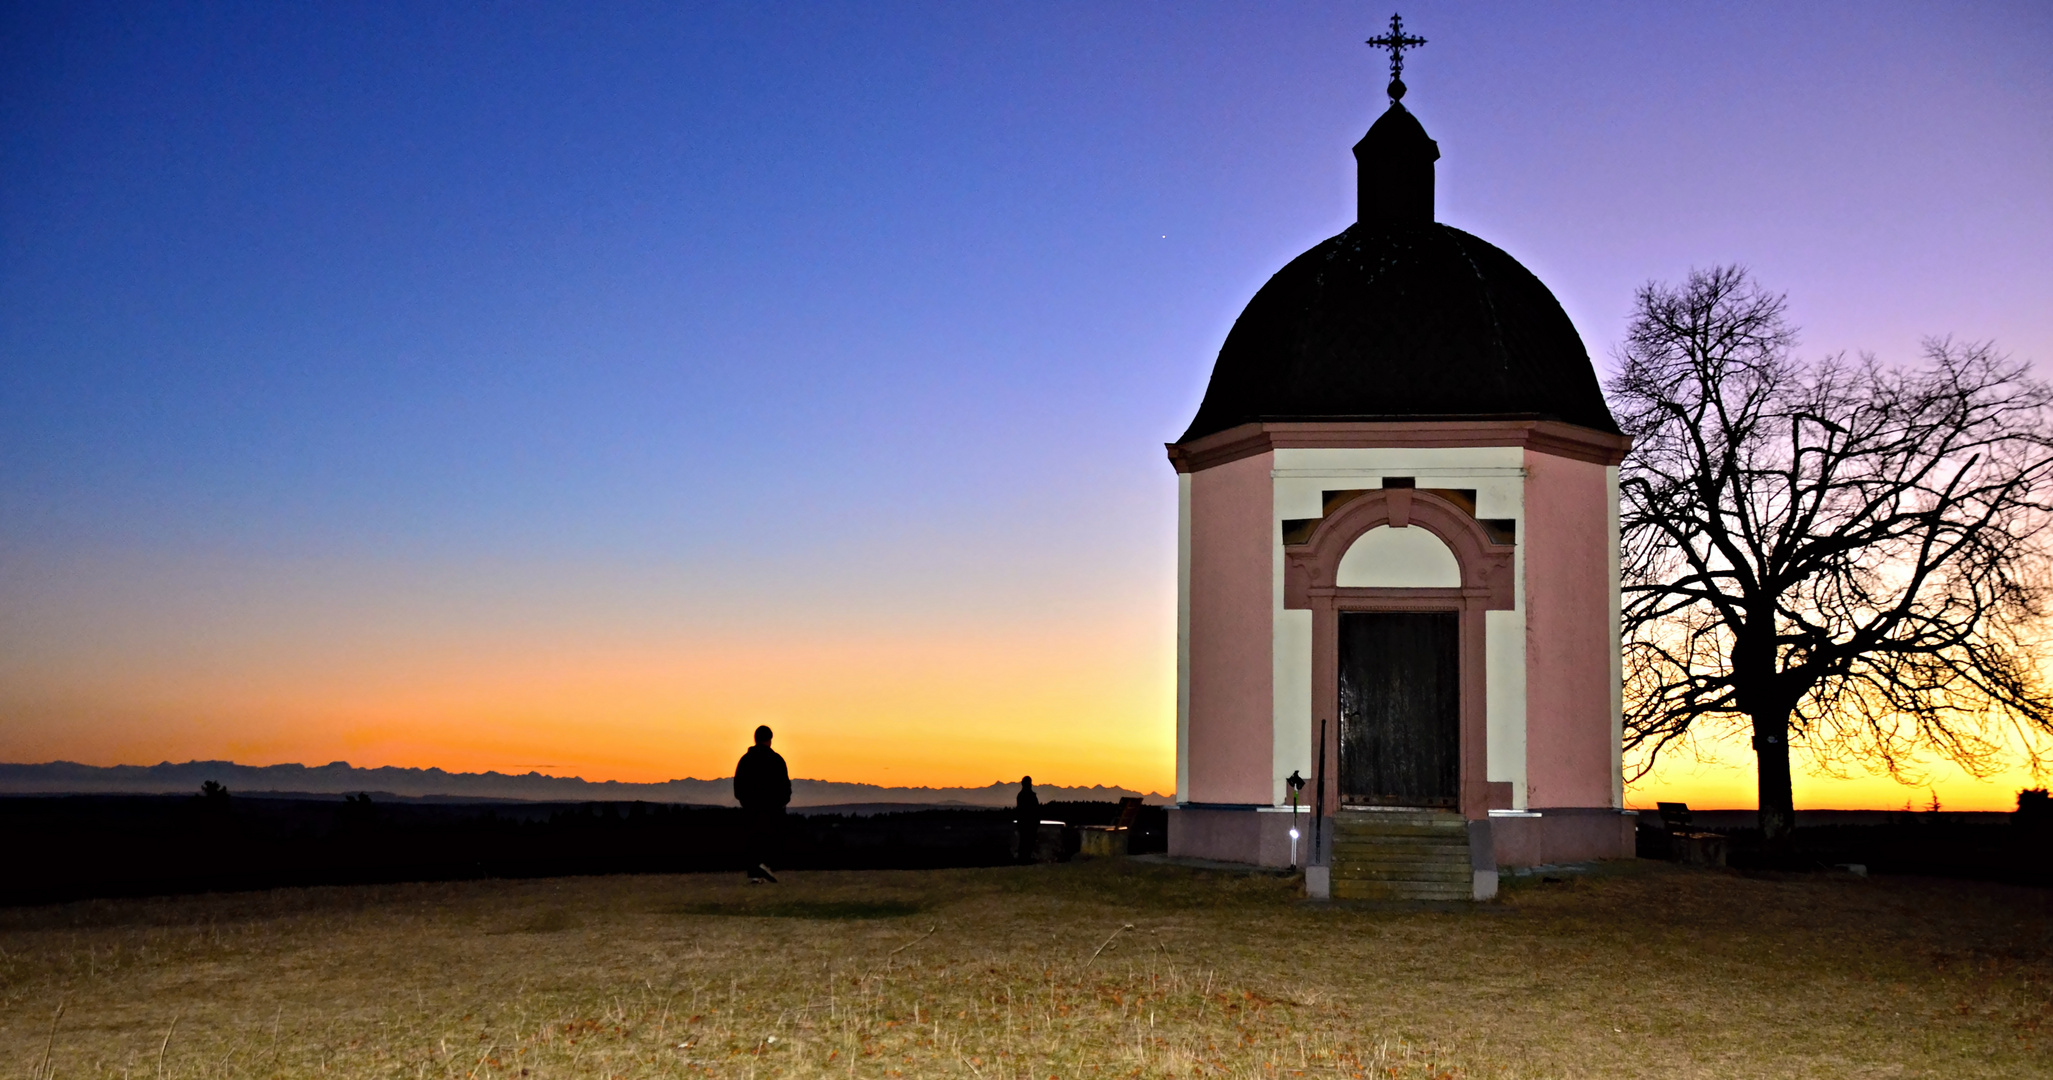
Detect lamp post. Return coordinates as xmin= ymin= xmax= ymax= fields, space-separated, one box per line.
xmin=1285 ymin=770 xmax=1307 ymax=867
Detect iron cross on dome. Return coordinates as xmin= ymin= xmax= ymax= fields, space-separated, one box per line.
xmin=1365 ymin=13 xmax=1427 ymax=102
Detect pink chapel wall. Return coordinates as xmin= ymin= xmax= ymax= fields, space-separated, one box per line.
xmin=1520 ymin=449 xmax=1619 ymax=810
xmin=1182 ymin=450 xmax=1276 ymax=805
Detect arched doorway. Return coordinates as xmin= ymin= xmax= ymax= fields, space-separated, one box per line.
xmin=1283 ymin=485 xmax=1516 ymax=818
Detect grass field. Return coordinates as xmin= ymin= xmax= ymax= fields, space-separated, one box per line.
xmin=2 ymin=858 xmax=2048 ymax=1078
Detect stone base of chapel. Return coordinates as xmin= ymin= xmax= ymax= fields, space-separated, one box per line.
xmin=1167 ymin=804 xmax=1636 ymax=871
xmin=1166 ymin=805 xmax=1317 ymax=868
xmin=1484 ymin=808 xmax=1638 ymax=867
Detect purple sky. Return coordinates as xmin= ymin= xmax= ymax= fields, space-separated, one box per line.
xmin=2 ymin=2 xmax=2048 ymax=789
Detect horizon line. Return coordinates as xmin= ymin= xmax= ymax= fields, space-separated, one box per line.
xmin=0 ymin=758 xmax=1174 ymax=795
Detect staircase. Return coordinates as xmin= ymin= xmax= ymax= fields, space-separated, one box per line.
xmin=1329 ymin=809 xmax=1476 ymax=901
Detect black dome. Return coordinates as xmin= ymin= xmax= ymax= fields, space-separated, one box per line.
xmin=1177 ymin=217 xmax=1620 ymax=445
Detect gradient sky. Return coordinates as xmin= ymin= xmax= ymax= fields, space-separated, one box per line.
xmin=3 ymin=2 xmax=2049 ymax=807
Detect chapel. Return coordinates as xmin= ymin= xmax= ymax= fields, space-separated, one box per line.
xmin=1166 ymin=19 xmax=1636 ymax=900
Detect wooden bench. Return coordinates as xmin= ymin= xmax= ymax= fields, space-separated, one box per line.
xmin=1657 ymin=802 xmax=1729 ymax=867
xmin=1078 ymin=797 xmax=1145 ymax=858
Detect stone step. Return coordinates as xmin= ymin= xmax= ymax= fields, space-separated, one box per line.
xmin=1332 ymin=839 xmax=1472 ymax=853
xmin=1326 ymin=808 xmax=1477 ymax=901
xmin=1334 ymin=882 xmax=1473 ymax=901
xmin=1335 ymin=892 xmax=1472 ymax=903
xmin=1332 ymin=866 xmax=1471 ymax=883
xmin=1334 ymin=834 xmax=1468 ymax=841
xmin=1333 ymin=853 xmax=1471 ymax=865
xmin=1338 ymin=833 xmax=1469 ymax=850
xmin=1332 ymin=851 xmax=1472 ymax=867
xmin=1332 ymin=875 xmax=1472 ymax=890
xmin=1333 ymin=853 xmax=1470 ymax=865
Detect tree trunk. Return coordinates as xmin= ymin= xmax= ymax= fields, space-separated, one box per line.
xmin=1752 ymin=713 xmax=1797 ymax=850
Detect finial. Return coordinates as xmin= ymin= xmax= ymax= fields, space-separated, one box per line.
xmin=1365 ymin=13 xmax=1427 ymax=103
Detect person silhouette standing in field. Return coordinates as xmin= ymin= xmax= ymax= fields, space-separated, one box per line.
xmin=733 ymin=725 xmax=792 ymax=883
xmin=1014 ymin=775 xmax=1041 ymax=864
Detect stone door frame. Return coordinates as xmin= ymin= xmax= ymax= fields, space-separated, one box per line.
xmin=1283 ymin=488 xmax=1516 ymax=821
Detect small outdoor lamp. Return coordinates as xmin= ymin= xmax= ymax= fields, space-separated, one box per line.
xmin=1285 ymin=770 xmax=1308 ymax=867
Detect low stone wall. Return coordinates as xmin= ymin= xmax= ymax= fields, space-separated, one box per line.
xmin=1490 ymin=808 xmax=1636 ymax=867
xmin=1166 ymin=806 xmax=1313 ymax=867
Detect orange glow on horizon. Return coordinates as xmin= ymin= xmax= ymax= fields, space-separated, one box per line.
xmin=1624 ymin=723 xmax=2046 ymax=813
xmin=1 ymin=622 xmax=1179 ymax=794
xmin=12 ymin=650 xmax=2050 ymax=807
xmin=5 ymin=548 xmax=2045 ymax=808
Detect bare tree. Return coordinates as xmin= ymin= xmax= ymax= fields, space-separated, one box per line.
xmin=1610 ymin=266 xmax=2053 ymax=844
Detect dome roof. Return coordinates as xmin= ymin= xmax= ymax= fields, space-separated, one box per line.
xmin=1176 ymin=99 xmax=1618 ymax=445
xmin=1178 ymin=221 xmax=1620 ymax=443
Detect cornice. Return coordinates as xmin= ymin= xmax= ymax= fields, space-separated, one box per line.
xmin=1165 ymin=418 xmax=1631 ymax=473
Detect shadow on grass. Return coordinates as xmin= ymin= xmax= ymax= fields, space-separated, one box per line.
xmin=980 ymin=858 xmax=1307 ymax=912
xmin=499 ymin=907 xmax=580 ymax=933
xmin=646 ymin=860 xmax=1306 ymax=922
xmin=668 ymin=899 xmax=927 ymax=919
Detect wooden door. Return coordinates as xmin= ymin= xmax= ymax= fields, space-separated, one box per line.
xmin=1337 ymin=611 xmax=1460 ymax=806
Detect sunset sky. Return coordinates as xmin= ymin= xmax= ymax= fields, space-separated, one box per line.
xmin=4 ymin=2 xmax=2050 ymax=809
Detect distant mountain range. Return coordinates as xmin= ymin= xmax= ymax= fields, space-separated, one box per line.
xmin=0 ymin=760 xmax=1172 ymax=807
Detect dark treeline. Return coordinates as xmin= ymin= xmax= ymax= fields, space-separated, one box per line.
xmin=3 ymin=793 xmax=1170 ymax=906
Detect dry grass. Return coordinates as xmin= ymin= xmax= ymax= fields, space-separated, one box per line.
xmin=1 ymin=859 xmax=2048 ymax=1078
